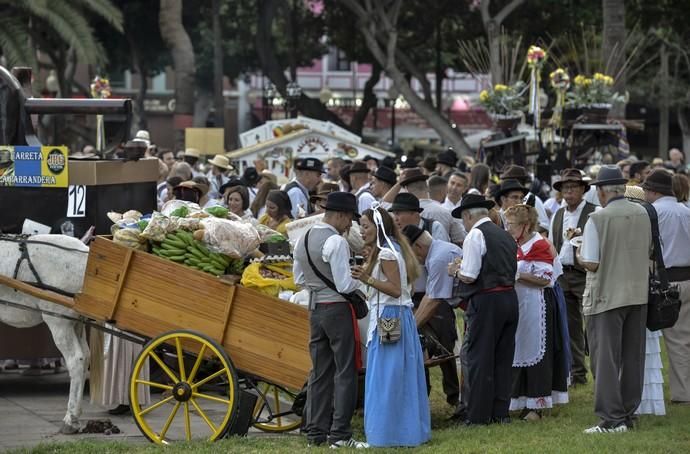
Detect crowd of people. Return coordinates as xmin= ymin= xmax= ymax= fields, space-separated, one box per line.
xmin=109 ymin=132 xmax=690 ymax=447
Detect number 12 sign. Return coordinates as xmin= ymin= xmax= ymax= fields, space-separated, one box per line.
xmin=67 ymin=185 xmax=86 ymax=217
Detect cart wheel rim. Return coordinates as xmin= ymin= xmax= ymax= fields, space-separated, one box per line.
xmin=129 ymin=330 xmax=239 ymax=444
xmin=251 ymin=381 xmax=302 ymax=433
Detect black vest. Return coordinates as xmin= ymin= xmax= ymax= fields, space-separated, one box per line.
xmin=458 ymin=221 xmax=517 ymax=298
xmin=285 ymin=180 xmax=313 ymax=214
xmin=552 ymin=201 xmax=596 ymax=272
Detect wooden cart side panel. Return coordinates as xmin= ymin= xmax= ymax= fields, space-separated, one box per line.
xmin=223 ymin=286 xmax=311 ymax=390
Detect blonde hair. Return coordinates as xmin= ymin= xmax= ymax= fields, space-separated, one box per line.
xmin=362 ymin=207 xmax=420 ymax=284
xmin=504 ymin=204 xmax=538 ymax=232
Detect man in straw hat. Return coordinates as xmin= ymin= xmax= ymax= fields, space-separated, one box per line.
xmin=206 ymin=154 xmax=233 ymax=199
xmin=577 ymin=165 xmax=652 ymax=433
xmin=292 ymin=192 xmax=368 ymax=449
xmin=549 ymin=168 xmax=598 ymax=385
xmin=449 ymin=194 xmax=519 ymax=425
xmin=285 ymin=157 xmax=324 ymax=219
xmin=642 ymin=168 xmax=690 ymax=405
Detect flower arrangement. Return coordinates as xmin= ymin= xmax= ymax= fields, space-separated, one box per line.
xmin=567 ymin=72 xmax=623 ymax=108
xmin=526 ymin=45 xmax=547 ymax=68
xmin=549 ymin=69 xmax=570 ymax=127
xmin=90 ymin=76 xmax=111 ymax=99
xmin=550 ymin=68 xmax=570 ymax=90
xmin=478 ymin=81 xmax=526 ymax=117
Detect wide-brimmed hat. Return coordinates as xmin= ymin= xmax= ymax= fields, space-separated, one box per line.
xmin=641 ymin=169 xmax=674 ymax=196
xmin=590 ymin=165 xmax=628 ymax=186
xmin=342 ymin=160 xmax=370 ymax=179
xmin=398 ymin=167 xmax=429 ymax=186
xmin=209 ymin=154 xmax=232 ymax=170
xmin=362 ymin=155 xmax=379 ymax=164
xmin=324 ymin=191 xmax=359 ymax=218
xmin=176 ymin=180 xmax=203 ymax=193
xmin=451 ymin=193 xmax=496 ymax=218
xmin=184 ymin=148 xmax=201 ymax=158
xmin=400 ymin=157 xmax=418 ymax=169
xmin=242 ymin=167 xmax=260 ymax=186
xmin=494 ymin=179 xmax=529 ymax=202
xmin=402 ymin=224 xmax=425 ymax=245
xmin=388 ymin=193 xmax=423 ymax=213
xmin=309 ymin=182 xmax=340 ymax=204
xmin=553 ymin=168 xmax=590 ymax=192
xmin=381 ymin=156 xmax=397 ymax=170
xmin=295 ymin=157 xmax=324 ymax=173
xmin=218 ymin=177 xmax=244 ymax=195
xmin=625 ymin=185 xmax=645 ymax=201
xmin=437 ymin=149 xmax=458 ymax=167
xmin=501 ymin=165 xmax=529 ymax=183
xmin=372 ymin=166 xmax=397 ymax=185
xmin=134 ymin=130 xmax=151 ymax=146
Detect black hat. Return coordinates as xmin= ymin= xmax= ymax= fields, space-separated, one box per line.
xmin=494 ymin=179 xmax=529 ymax=202
xmin=398 ymin=167 xmax=429 ymax=187
xmin=218 ymin=177 xmax=244 ymax=195
xmin=402 ymin=224 xmax=425 ymax=245
xmin=324 ymin=191 xmax=360 ymax=218
xmin=437 ymin=149 xmax=458 ymax=167
xmin=343 ymin=160 xmax=370 ymax=179
xmin=400 ymin=156 xmax=418 ymax=169
xmin=451 ymin=194 xmax=496 ymax=218
xmin=362 ymin=155 xmax=379 ymax=165
xmin=590 ymin=165 xmax=628 ymax=186
xmin=388 ymin=193 xmax=423 ymax=213
xmin=553 ymin=168 xmax=589 ymax=192
xmin=372 ymin=166 xmax=397 ymax=185
xmin=242 ymin=167 xmax=260 ymax=186
xmin=500 ymin=165 xmax=530 ymax=183
xmin=381 ymin=156 xmax=397 ymax=170
xmin=295 ymin=157 xmax=324 ymax=173
xmin=641 ymin=169 xmax=674 ymax=196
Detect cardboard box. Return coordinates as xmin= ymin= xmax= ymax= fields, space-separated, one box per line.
xmin=68 ymin=158 xmax=159 ymax=186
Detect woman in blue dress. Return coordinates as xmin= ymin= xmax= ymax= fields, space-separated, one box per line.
xmin=351 ymin=204 xmax=431 ymax=447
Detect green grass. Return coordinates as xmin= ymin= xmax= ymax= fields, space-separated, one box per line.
xmin=10 ymin=346 xmax=690 ymax=453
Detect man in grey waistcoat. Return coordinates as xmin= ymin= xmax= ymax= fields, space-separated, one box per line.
xmin=577 ymin=166 xmax=652 ymax=433
xmin=293 ymin=192 xmax=368 ymax=449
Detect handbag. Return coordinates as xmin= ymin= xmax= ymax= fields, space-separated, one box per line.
xmin=631 ymin=199 xmax=681 ymax=331
xmin=304 ymin=230 xmax=368 ymax=319
xmin=374 ymin=266 xmax=401 ymax=344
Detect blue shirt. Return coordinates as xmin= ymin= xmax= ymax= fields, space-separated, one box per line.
xmin=425 ymin=239 xmax=463 ymax=303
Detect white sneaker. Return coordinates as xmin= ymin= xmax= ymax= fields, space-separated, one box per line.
xmin=583 ymin=423 xmax=628 ymax=434
xmin=329 ymin=438 xmax=370 ymax=449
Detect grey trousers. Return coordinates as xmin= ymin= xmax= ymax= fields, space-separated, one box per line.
xmin=586 ymin=304 xmax=647 ymax=427
xmin=663 ymin=280 xmax=690 ymax=401
xmin=559 ymin=270 xmax=588 ymax=381
xmin=305 ymin=303 xmax=357 ymax=444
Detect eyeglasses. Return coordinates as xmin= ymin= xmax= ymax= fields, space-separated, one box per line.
xmin=561 ymin=185 xmax=582 ymax=193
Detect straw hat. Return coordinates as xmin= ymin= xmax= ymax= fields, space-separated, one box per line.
xmin=184 ymin=148 xmax=201 ymax=158
xmin=208 ymin=154 xmax=232 ymax=170
xmin=133 ymin=130 xmax=151 ymax=146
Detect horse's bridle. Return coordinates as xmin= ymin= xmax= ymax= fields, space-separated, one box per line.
xmin=1 ymin=235 xmax=88 ymax=297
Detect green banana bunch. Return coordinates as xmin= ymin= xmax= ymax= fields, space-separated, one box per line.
xmin=151 ymin=230 xmax=232 ymax=277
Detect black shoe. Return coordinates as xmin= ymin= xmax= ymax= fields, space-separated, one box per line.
xmin=448 ymin=403 xmax=467 ymax=421
xmin=108 ymin=405 xmax=130 ymax=415
xmin=491 ymin=416 xmax=511 ymax=424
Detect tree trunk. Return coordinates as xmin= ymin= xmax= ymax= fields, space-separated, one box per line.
xmin=350 ymin=62 xmax=381 ymax=135
xmin=435 ymin=21 xmax=443 ymax=112
xmin=159 ymin=0 xmax=196 ymax=149
xmin=678 ymin=108 xmax=690 ymax=158
xmin=486 ymin=20 xmax=502 ymax=86
xmin=602 ymin=0 xmax=626 ymax=118
xmin=658 ymin=44 xmax=669 ymax=156
xmin=212 ymin=0 xmax=225 ymax=130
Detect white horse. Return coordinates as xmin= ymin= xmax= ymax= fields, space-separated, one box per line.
xmin=0 ymin=234 xmax=90 ymax=434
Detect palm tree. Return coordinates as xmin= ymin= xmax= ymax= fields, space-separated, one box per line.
xmin=0 ymin=0 xmax=123 ymax=90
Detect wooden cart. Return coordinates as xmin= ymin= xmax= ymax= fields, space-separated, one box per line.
xmin=62 ymin=236 xmax=309 ymax=443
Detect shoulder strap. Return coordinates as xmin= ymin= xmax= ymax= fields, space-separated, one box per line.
xmin=629 ymin=199 xmax=669 ymax=288
xmin=422 ymin=217 xmax=435 ymax=234
xmin=304 ymin=230 xmax=340 ymax=293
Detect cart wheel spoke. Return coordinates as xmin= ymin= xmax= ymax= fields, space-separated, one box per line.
xmin=187 ymin=344 xmax=207 ymax=384
xmin=193 ymin=391 xmax=231 ymax=406
xmin=175 ymin=338 xmax=187 ymax=381
xmin=190 ymin=398 xmax=218 ymax=433
xmin=192 ymin=368 xmax=226 ymax=389
xmin=139 ymin=395 xmax=175 ymax=417
xmin=183 ymin=402 xmax=192 ymax=441
xmin=251 ymin=381 xmax=302 ymax=433
xmin=149 ymin=350 xmax=179 ymax=384
xmin=158 ymin=401 xmax=181 ymax=441
xmin=135 ymin=379 xmax=173 ymax=391
xmin=273 ymin=386 xmax=282 ymax=426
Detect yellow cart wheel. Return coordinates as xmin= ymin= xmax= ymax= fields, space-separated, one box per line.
xmin=129 ymin=330 xmax=239 ymax=444
xmin=251 ymin=381 xmax=302 ymax=433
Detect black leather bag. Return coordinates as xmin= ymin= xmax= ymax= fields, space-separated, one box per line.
xmin=631 ymin=199 xmax=681 ymax=331
xmin=304 ymin=231 xmax=369 ymax=320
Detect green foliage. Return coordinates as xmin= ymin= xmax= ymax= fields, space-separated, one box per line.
xmin=479 ymin=81 xmax=527 ymax=115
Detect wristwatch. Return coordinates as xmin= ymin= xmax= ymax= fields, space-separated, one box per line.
xmin=366 ymin=276 xmax=375 ymax=286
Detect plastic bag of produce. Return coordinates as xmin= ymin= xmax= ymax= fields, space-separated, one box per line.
xmin=113 ymin=227 xmax=148 ymax=251
xmin=169 ymin=216 xmax=201 ymax=232
xmin=161 ymin=200 xmax=201 ymax=218
xmin=200 ymin=217 xmax=261 ymax=258
xmin=141 ymin=211 xmax=172 ymax=242
xmin=240 ymin=262 xmax=297 ymax=297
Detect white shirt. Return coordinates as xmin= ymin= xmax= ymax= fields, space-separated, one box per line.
xmin=548 ymin=199 xmax=590 ymax=266
xmin=420 ymin=198 xmax=466 ymax=244
xmin=532 ymin=193 xmax=551 ymax=232
xmin=653 ymin=196 xmax=690 ymax=268
xmin=581 ymin=217 xmax=601 ymax=264
xmin=355 ymin=183 xmax=376 ymax=215
xmin=460 ymin=217 xmax=490 ymax=279
xmin=442 ymin=196 xmax=462 ymax=211
xmin=584 ymin=185 xmax=601 ymax=206
xmin=285 ymin=179 xmax=310 ymax=219
xmin=207 ymin=171 xmax=229 ymax=199
xmin=544 ymin=196 xmax=561 ymax=220
xmin=293 ymin=224 xmax=360 ymax=294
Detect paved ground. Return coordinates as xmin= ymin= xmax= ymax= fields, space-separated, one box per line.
xmin=0 ymin=366 xmax=293 ymax=452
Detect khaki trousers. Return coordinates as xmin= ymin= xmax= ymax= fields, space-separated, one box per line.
xmin=663 ymin=280 xmax=690 ymax=402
